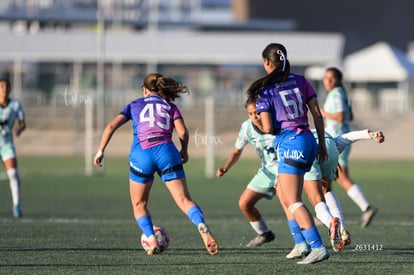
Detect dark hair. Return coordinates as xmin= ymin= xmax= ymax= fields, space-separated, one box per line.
xmin=325 ymin=67 xmax=343 ymax=87
xmin=0 ymin=77 xmax=11 ymax=93
xmin=246 ymin=43 xmax=291 ymax=102
xmin=325 ymin=67 xmax=353 ymax=121
xmin=142 ymin=73 xmax=189 ymax=102
xmin=244 ymin=96 xmax=256 ymax=109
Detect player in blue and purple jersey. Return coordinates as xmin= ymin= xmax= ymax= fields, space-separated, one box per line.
xmin=285 ymin=129 xmax=385 ymax=258
xmin=0 ymin=78 xmax=26 ymax=218
xmin=246 ymin=43 xmax=329 ymax=264
xmin=93 ymin=73 xmax=218 ymax=256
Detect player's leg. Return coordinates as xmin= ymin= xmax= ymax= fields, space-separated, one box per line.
xmin=129 ymin=179 xmax=153 ymax=220
xmin=3 ymin=145 xmax=21 ymax=218
xmin=321 ymin=178 xmax=351 ymax=246
xmin=276 ymin=184 xmax=310 ymax=259
xmin=304 ymin=179 xmax=342 ymax=252
xmin=129 ymin=144 xmax=159 ymax=255
xmin=165 ymin=177 xmax=218 ymax=255
xmin=242 ymin=170 xmax=276 ymax=247
xmin=278 ymin=174 xmax=315 ymax=234
xmin=337 ymin=146 xmax=377 ymax=228
xmin=278 ymin=173 xmax=328 ymax=264
xmin=239 ymin=188 xmax=275 ymax=247
xmin=304 ymin=138 xmax=343 ymax=251
xmin=276 ymin=131 xmax=329 ymax=264
xmin=129 ymin=179 xmax=160 ymax=255
xmin=158 ymin=143 xmax=218 ymax=255
xmin=303 ymin=179 xmax=332 ymax=228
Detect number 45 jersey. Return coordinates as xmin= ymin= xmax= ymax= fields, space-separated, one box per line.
xmin=256 ymin=74 xmax=317 ymax=132
xmin=120 ymin=94 xmax=183 ymax=149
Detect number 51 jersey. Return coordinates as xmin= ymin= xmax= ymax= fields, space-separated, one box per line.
xmin=256 ymin=73 xmax=317 ymax=131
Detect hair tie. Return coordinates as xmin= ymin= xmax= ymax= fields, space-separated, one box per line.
xmin=277 ymin=50 xmax=287 ymax=71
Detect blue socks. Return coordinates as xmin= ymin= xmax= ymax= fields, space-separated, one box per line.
xmin=137 ymin=215 xmax=154 ymax=237
xmin=137 ymin=205 xmax=204 ymax=237
xmin=288 ymin=219 xmax=305 ymax=244
xmin=288 ymin=220 xmax=324 ymax=249
xmin=302 ymin=226 xmax=323 ymax=249
xmin=186 ymin=205 xmax=205 ymax=226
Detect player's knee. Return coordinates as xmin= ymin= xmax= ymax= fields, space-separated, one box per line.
xmin=238 ymin=198 xmax=251 ymax=212
xmin=288 ymin=202 xmax=304 ymax=214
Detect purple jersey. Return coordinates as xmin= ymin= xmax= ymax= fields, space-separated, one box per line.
xmin=256 ymin=74 xmax=317 ymax=131
xmin=120 ymin=94 xmax=183 ymax=149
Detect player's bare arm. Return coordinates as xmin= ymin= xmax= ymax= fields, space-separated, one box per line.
xmin=174 ymin=118 xmax=189 ymax=163
xmin=216 ymin=147 xmax=243 ymax=177
xmin=93 ymin=114 xmax=128 ymax=167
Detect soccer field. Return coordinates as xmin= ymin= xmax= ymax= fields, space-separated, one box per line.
xmin=1 ymin=157 xmax=414 ymax=274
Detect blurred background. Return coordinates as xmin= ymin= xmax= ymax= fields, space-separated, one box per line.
xmin=0 ymin=0 xmax=412 ymax=175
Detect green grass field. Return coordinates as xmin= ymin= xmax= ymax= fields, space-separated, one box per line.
xmin=1 ymin=157 xmax=414 ymax=274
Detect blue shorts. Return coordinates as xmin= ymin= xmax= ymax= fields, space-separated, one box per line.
xmin=275 ymin=129 xmax=317 ymax=175
xmin=129 ymin=141 xmax=185 ymax=183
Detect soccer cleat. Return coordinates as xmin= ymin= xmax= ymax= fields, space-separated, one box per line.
xmin=329 ymin=217 xmax=343 ymax=252
xmin=246 ymin=231 xmax=275 ymax=247
xmin=286 ymin=241 xmax=311 ymax=259
xmin=145 ymin=235 xmax=160 ymax=256
xmin=361 ymin=206 xmax=378 ymax=228
xmin=13 ymin=205 xmax=22 ymax=218
xmin=341 ymin=229 xmax=351 ymax=245
xmin=198 ymin=223 xmax=219 ymax=255
xmin=297 ymin=246 xmax=329 ymax=264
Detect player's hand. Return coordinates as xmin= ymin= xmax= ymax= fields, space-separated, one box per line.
xmin=93 ymin=150 xmax=104 ymax=167
xmin=216 ymin=167 xmax=227 ymax=177
xmin=317 ymin=143 xmax=328 ymax=164
xmin=180 ymin=150 xmax=189 ymax=164
xmin=14 ymin=128 xmax=23 ymax=137
xmin=372 ymin=131 xmax=385 ymax=143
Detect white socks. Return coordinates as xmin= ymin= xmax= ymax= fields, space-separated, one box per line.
xmin=314 ymin=201 xmax=332 ymax=228
xmin=250 ymin=219 xmax=269 ymax=235
xmin=325 ymin=191 xmax=347 ymax=231
xmin=7 ymin=168 xmax=21 ymax=206
xmin=347 ymin=184 xmax=370 ymax=212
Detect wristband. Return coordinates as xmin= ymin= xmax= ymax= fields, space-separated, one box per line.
xmin=95 ymin=150 xmax=104 ymax=158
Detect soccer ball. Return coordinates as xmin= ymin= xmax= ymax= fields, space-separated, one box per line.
xmin=141 ymin=225 xmax=170 ymax=253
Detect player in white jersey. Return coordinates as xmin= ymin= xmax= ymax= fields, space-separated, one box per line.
xmin=0 ymin=78 xmax=26 ymax=218
xmin=216 ymin=97 xmax=277 ymax=247
xmin=321 ymin=67 xmax=378 ymax=228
